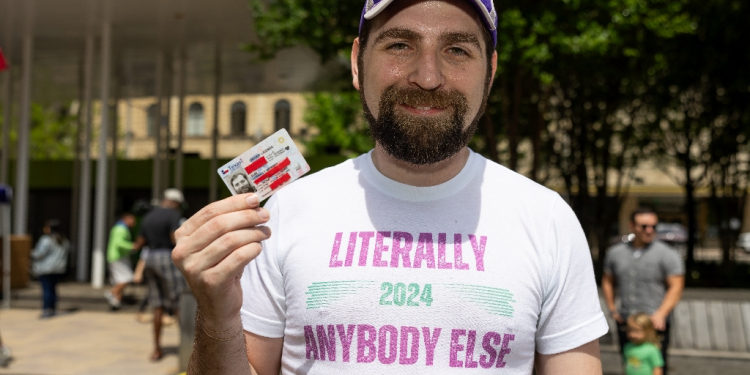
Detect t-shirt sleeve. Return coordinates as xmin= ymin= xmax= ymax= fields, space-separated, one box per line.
xmin=663 ymin=246 xmax=685 ymax=276
xmin=535 ymin=196 xmax=609 ymax=354
xmin=650 ymin=345 xmax=665 ymax=368
xmin=240 ymin=196 xmax=287 ymax=338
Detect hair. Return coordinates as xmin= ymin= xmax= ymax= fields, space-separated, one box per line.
xmin=230 ymin=172 xmax=249 ymax=186
xmin=628 ymin=313 xmax=661 ymax=347
xmin=45 ymin=219 xmax=64 ymax=245
xmin=630 ymin=207 xmax=658 ymax=223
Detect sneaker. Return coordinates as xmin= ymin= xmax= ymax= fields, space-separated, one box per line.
xmin=104 ymin=291 xmax=121 ymax=309
xmin=39 ymin=309 xmax=55 ymax=319
xmin=0 ymin=345 xmax=11 ymax=367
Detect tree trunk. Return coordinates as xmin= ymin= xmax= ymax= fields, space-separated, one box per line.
xmin=684 ymin=151 xmax=696 ymax=271
xmin=509 ymin=67 xmax=523 ymax=171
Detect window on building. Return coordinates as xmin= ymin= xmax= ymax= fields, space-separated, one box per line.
xmin=187 ymin=102 xmax=205 ymax=136
xmin=274 ymin=99 xmax=291 ymax=132
xmin=230 ymin=101 xmax=247 ymax=136
xmin=146 ymin=104 xmax=158 ymax=137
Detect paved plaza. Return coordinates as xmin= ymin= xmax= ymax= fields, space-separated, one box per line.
xmin=0 ymin=282 xmax=749 ymax=374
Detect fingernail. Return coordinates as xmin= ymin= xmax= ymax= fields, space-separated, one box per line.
xmin=257 ymin=208 xmax=269 ymax=220
xmin=246 ymin=194 xmax=259 ymax=206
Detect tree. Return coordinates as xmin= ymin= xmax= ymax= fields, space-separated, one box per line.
xmin=0 ymin=102 xmax=78 ymax=160
xmin=302 ymin=91 xmax=373 ymax=157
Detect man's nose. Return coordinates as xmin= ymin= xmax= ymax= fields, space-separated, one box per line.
xmin=407 ymin=50 xmax=445 ymax=91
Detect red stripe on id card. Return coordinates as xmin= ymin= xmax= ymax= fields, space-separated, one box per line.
xmin=245 ymin=156 xmax=268 ymax=174
xmin=270 ymin=173 xmax=291 ymax=191
xmin=254 ymin=157 xmax=291 ymax=185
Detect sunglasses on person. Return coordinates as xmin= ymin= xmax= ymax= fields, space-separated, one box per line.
xmin=635 ymin=224 xmax=657 ymax=230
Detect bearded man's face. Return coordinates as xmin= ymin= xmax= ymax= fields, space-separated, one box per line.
xmin=354 ymin=0 xmax=495 ymax=165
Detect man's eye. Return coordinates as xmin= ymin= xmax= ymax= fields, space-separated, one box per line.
xmin=387 ymin=42 xmax=410 ymax=51
xmin=447 ymin=47 xmax=469 ymax=56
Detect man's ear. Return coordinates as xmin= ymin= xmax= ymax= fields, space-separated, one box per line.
xmin=489 ymin=50 xmax=498 ymax=89
xmin=352 ymin=37 xmax=361 ymax=91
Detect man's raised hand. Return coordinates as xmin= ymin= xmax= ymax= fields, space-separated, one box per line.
xmin=172 ymin=193 xmax=271 ymax=333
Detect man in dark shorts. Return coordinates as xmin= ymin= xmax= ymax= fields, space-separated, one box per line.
xmin=134 ymin=188 xmax=186 ymax=361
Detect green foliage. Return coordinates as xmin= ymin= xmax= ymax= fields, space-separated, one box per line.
xmin=0 ymin=103 xmax=78 ymax=160
xmin=30 ymin=103 xmax=78 ymax=159
xmin=246 ymin=0 xmax=361 ymax=62
xmin=302 ymin=91 xmax=373 ymax=158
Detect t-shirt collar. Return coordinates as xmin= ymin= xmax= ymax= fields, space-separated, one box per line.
xmin=360 ymin=149 xmax=481 ymax=202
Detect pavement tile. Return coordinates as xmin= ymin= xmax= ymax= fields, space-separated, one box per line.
xmin=0 ymin=309 xmax=179 ymax=375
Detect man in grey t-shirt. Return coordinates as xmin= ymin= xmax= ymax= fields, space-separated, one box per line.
xmin=602 ymin=207 xmax=684 ymax=372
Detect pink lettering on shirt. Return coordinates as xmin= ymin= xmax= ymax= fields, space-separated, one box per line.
xmin=449 ymin=329 xmax=467 ymax=367
xmin=469 ymin=235 xmax=487 ymax=271
xmin=372 ymin=231 xmax=391 ymax=267
xmin=378 ymin=325 xmax=398 ymax=364
xmin=413 ymin=233 xmax=436 ymax=269
xmin=357 ymin=324 xmax=377 ymax=363
xmin=336 ymin=324 xmax=356 ymax=362
xmin=329 ymin=232 xmax=344 ymax=267
xmin=438 ymin=233 xmax=453 ymax=269
xmin=422 ymin=327 xmax=441 ymax=366
xmin=390 ymin=232 xmax=413 ymax=268
xmin=358 ymin=232 xmax=375 ymax=267
xmin=399 ymin=326 xmax=420 ymax=365
xmin=344 ymin=232 xmax=358 ymax=267
xmin=454 ymin=234 xmax=470 ymax=270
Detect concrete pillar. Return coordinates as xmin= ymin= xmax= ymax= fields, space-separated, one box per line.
xmin=161 ymin=51 xmax=173 ymax=192
xmin=151 ymin=51 xmax=164 ymax=204
xmin=13 ymin=0 xmax=34 ymax=235
xmin=91 ymin=0 xmax=112 ymax=288
xmin=209 ymin=40 xmax=221 ymax=203
xmin=174 ymin=46 xmax=186 ymax=191
xmin=1 ymin=0 xmax=14 ymax=186
xmin=76 ymin=1 xmax=96 ymax=282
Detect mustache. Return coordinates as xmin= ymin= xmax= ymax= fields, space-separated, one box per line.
xmin=380 ymin=85 xmax=468 ymax=112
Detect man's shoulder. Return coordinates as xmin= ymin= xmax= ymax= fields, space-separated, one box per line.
xmin=479 ymin=155 xmax=561 ymax=203
xmin=605 ymin=242 xmax=631 ymax=258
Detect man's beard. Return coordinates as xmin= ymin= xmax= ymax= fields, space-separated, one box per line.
xmin=362 ymin=85 xmax=486 ymax=165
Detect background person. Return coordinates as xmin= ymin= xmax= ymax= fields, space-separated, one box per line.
xmin=624 ymin=312 xmax=664 ymax=375
xmin=0 ymin=330 xmax=11 ymax=367
xmin=30 ymin=220 xmax=70 ymax=319
xmin=105 ymin=212 xmax=137 ymax=309
xmin=133 ymin=188 xmax=185 ymax=361
xmin=602 ymin=207 xmax=685 ymax=373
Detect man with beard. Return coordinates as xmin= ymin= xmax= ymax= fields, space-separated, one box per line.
xmin=230 ymin=172 xmax=256 ymax=194
xmin=172 ymin=1 xmax=608 ymax=374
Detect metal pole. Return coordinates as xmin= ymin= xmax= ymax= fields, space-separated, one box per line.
xmin=175 ymin=46 xmax=186 ymax=191
xmin=76 ymin=1 xmax=96 ymax=282
xmin=162 ymin=51 xmax=173 ymax=191
xmin=151 ymin=51 xmax=164 ymax=204
xmin=2 ymin=202 xmax=10 ymax=309
xmin=209 ymin=40 xmax=221 ymax=203
xmin=124 ymin=51 xmax=134 ymax=159
xmin=13 ymin=0 xmax=34 ymax=235
xmin=1 ymin=0 xmax=14 ymax=186
xmin=91 ymin=0 xmax=112 ymax=288
xmin=107 ymin=58 xmax=121 ymax=230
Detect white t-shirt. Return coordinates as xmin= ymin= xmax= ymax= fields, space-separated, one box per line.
xmin=241 ymin=150 xmax=608 ymax=374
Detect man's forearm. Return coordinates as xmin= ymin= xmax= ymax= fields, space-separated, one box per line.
xmin=655 ymin=283 xmax=682 ymax=316
xmin=601 ymin=276 xmax=617 ymax=312
xmin=188 ymin=313 xmax=251 ymax=375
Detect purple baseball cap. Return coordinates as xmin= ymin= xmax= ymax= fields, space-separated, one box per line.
xmin=360 ymin=0 xmax=498 ymax=47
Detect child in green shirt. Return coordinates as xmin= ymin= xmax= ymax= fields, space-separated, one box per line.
xmin=624 ymin=312 xmax=664 ymax=375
